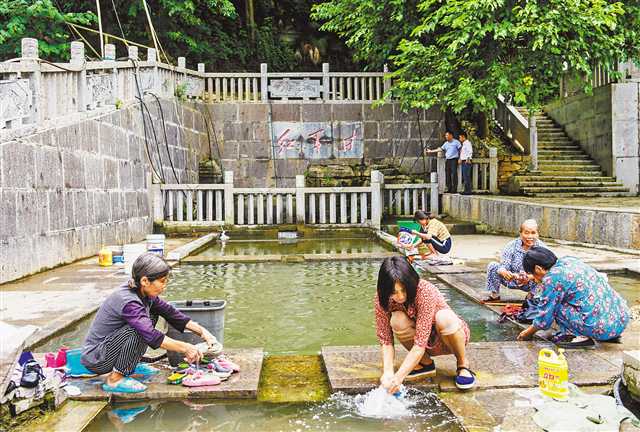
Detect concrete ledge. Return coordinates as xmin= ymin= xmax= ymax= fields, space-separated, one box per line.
xmin=442 ymin=194 xmax=640 ymax=251
xmin=22 ymin=401 xmax=107 ymax=432
xmin=68 ymin=348 xmax=263 ymax=402
xmin=166 ymin=233 xmax=217 ymax=261
xmin=322 ymin=343 xmax=622 ymax=393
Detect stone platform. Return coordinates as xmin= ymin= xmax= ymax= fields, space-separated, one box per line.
xmin=322 ymin=342 xmax=624 ymax=393
xmin=442 ymin=194 xmax=640 ymax=252
xmin=67 ymin=348 xmax=263 ymax=402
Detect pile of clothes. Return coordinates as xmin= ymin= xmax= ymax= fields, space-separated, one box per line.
xmin=1 ymin=350 xmax=72 ymax=416
xmin=166 ymin=354 xmax=240 ymax=387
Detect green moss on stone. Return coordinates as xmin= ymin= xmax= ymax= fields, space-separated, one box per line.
xmin=258 ymin=355 xmax=331 ymax=403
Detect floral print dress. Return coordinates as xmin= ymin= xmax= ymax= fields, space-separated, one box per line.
xmin=532 ymin=256 xmax=630 ymax=340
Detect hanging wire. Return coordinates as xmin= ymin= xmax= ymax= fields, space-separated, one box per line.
xmin=110 ymin=0 xmax=128 ymax=45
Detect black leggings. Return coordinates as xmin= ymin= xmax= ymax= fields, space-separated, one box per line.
xmin=425 ymin=236 xmax=452 ymax=254
xmin=86 ymin=313 xmax=158 ymax=377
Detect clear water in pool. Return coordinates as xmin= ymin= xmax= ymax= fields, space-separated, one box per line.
xmin=607 ymin=274 xmax=640 ymax=307
xmin=187 ymin=238 xmax=391 ymax=258
xmin=165 ymin=261 xmax=520 ymax=354
xmin=85 ymin=389 xmax=462 ymax=432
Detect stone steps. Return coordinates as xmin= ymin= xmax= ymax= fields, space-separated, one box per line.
xmin=520 ymin=185 xmax=629 ymax=194
xmin=538 ymin=145 xmax=583 ymax=151
xmin=523 ymin=191 xmax=631 ymax=197
xmin=515 ymin=175 xmax=618 ymax=182
xmin=539 ymin=154 xmax=592 ymax=161
xmin=504 ymin=110 xmax=629 ymax=196
xmin=518 ymin=180 xmax=621 ymax=187
xmin=538 ymin=149 xmax=587 ymax=155
xmin=535 ymin=170 xmax=604 ymax=176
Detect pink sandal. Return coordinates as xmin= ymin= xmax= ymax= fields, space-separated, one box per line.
xmin=182 ymin=371 xmax=221 ymax=387
xmin=216 ymin=355 xmax=240 ymax=373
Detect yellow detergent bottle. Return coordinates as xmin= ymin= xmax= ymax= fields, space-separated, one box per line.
xmin=98 ymin=247 xmax=113 ymax=267
xmin=538 ymin=347 xmax=569 ymax=401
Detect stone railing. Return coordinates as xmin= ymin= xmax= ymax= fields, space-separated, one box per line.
xmin=0 ymin=38 xmax=206 ymax=131
xmin=202 ymin=64 xmax=389 ymax=103
xmin=152 ymin=170 xmax=439 ymax=228
xmin=1 ymin=38 xmax=392 ymax=132
xmin=435 ymin=150 xmax=499 ymax=194
xmin=559 ymin=60 xmax=640 ymax=98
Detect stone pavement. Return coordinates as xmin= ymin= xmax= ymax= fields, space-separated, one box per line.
xmin=322 ymin=342 xmax=624 ymax=394
xmin=0 ymin=237 xmax=192 ymax=349
xmin=65 ymin=348 xmax=263 ymax=402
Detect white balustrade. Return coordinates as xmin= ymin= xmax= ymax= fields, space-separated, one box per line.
xmin=156 ymin=170 xmax=440 ymax=227
xmin=161 ymin=184 xmax=225 ymax=224
xmin=383 ymin=183 xmax=438 ymax=216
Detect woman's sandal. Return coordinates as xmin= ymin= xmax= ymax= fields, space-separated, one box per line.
xmin=480 ymin=295 xmax=501 ymax=304
xmin=182 ymin=371 xmax=221 ymax=387
xmin=167 ymin=372 xmax=187 ymax=385
xmin=102 ymin=377 xmax=147 ymax=393
xmin=455 ymin=367 xmax=476 ymax=390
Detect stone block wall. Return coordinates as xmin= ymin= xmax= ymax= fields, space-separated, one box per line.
xmin=545 ymin=83 xmax=640 ymax=195
xmin=498 ymin=154 xmax=531 ymax=189
xmin=205 ymin=102 xmax=444 ymax=187
xmin=0 ymin=97 xmax=206 ymax=283
xmin=442 ymin=194 xmax=640 ymax=250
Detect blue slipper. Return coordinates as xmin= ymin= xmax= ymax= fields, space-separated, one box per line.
xmin=132 ymin=363 xmax=160 ymax=376
xmin=102 ymin=377 xmax=147 ymax=393
xmin=455 ymin=367 xmax=476 ymax=390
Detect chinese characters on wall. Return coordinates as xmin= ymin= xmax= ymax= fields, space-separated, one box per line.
xmin=272 ymin=122 xmax=363 ymax=159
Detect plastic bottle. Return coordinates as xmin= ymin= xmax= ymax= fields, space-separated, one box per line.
xmin=538 ymin=347 xmax=569 ymax=401
xmin=98 ymin=247 xmax=113 ymax=266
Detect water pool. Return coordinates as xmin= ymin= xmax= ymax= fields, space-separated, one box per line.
xmin=33 ymin=260 xmax=519 ymax=354
xmin=608 ymin=273 xmax=640 ymax=307
xmin=85 ymin=390 xmax=462 ymax=432
xmin=186 ymin=238 xmax=391 ymax=259
xmin=166 ymin=261 xmax=520 ymax=354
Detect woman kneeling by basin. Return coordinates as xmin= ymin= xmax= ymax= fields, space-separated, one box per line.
xmin=81 ymin=253 xmax=217 ymax=393
xmin=516 ymin=246 xmax=630 ymax=349
xmin=374 ymin=256 xmax=476 ymax=392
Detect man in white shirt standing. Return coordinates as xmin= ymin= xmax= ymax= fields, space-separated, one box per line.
xmin=458 ymin=131 xmax=473 ymax=195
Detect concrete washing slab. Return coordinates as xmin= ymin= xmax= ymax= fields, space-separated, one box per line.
xmin=321 ymin=342 xmax=623 ymax=394
xmin=66 ymin=348 xmax=263 ymax=402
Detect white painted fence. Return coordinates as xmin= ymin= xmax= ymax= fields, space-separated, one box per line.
xmin=203 ymin=64 xmax=389 ymax=103
xmin=153 ymin=170 xmax=439 ymax=228
xmin=435 ymin=150 xmax=499 ymax=194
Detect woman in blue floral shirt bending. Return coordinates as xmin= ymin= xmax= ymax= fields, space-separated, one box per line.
xmin=516 ymin=246 xmax=630 ymax=349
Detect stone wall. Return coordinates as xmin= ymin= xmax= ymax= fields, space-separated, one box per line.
xmin=498 ymin=154 xmax=531 ymax=190
xmin=0 ymin=98 xmax=207 ymax=283
xmin=545 ymin=83 xmax=640 ymax=195
xmin=205 ymin=102 xmax=444 ymax=187
xmin=442 ymin=194 xmax=640 ymax=250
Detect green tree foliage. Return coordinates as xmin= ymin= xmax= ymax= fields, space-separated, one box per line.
xmin=0 ymin=0 xmax=357 ymax=71
xmin=0 ymin=0 xmax=95 ymax=60
xmin=314 ymin=0 xmax=640 ymax=113
xmin=311 ymin=0 xmax=419 ymax=69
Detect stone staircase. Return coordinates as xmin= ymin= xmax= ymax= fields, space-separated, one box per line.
xmin=199 ymin=160 xmax=223 ymax=183
xmin=507 ymin=110 xmax=629 ymax=197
